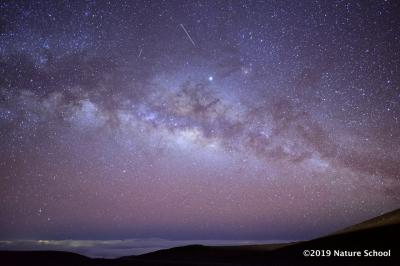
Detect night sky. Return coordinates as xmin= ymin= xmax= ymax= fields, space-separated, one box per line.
xmin=0 ymin=0 xmax=400 ymax=254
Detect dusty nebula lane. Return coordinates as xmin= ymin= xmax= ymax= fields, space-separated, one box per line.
xmin=0 ymin=0 xmax=399 ymax=253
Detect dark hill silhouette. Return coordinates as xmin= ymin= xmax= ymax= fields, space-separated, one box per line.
xmin=0 ymin=251 xmax=92 ymax=266
xmin=332 ymin=208 xmax=400 ymax=235
xmin=1 ymin=208 xmax=399 ymax=265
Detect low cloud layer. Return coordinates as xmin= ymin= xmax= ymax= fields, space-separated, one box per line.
xmin=0 ymin=239 xmax=286 ymax=258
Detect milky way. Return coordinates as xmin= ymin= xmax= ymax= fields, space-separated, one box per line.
xmin=0 ymin=0 xmax=399 ymax=246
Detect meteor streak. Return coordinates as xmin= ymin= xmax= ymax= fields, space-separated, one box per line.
xmin=180 ymin=24 xmax=196 ymax=47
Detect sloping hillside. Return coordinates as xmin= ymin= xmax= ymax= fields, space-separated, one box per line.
xmin=1 ymin=208 xmax=399 ymax=266
xmin=332 ymin=208 xmax=400 ymax=235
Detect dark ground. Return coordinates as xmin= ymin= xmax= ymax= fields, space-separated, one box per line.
xmin=1 ymin=209 xmax=399 ymax=266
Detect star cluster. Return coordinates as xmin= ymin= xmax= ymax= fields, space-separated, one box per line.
xmin=0 ymin=0 xmax=399 ymax=244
